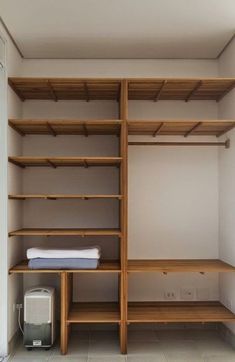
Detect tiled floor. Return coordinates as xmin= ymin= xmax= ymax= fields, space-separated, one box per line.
xmin=6 ymin=328 xmax=235 ymax=362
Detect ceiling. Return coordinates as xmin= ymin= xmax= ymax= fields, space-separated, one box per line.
xmin=1 ymin=0 xmax=235 ymax=59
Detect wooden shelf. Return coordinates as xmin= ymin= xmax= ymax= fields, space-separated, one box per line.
xmin=8 ymin=78 xmax=121 ymax=101
xmin=128 ymin=120 xmax=235 ymax=137
xmin=128 ymin=259 xmax=235 ymax=273
xmin=8 ymin=228 xmax=121 ymax=237
xmin=8 ymin=156 xmax=122 ymax=168
xmin=9 ymin=194 xmax=122 ymax=200
xmin=9 ymin=119 xmax=122 ymax=136
xmin=9 ymin=260 xmax=121 ymax=274
xmin=128 ymin=78 xmax=235 ymax=101
xmin=9 ymin=78 xmax=235 ymax=102
xmin=68 ymin=302 xmax=120 ymax=323
xmin=128 ymin=301 xmax=235 ymax=323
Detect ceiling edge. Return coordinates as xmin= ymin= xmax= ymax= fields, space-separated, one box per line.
xmin=0 ymin=16 xmax=234 ymax=62
xmin=0 ymin=16 xmax=24 ymax=58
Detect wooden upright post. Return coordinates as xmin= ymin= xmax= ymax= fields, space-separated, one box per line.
xmin=119 ymin=80 xmax=128 ymax=354
xmin=60 ymin=272 xmax=71 ymax=354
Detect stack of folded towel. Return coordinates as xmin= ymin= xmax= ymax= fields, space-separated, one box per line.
xmin=27 ymin=246 xmax=101 ymax=270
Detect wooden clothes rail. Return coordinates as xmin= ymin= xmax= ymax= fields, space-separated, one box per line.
xmin=7 ymin=78 xmax=235 ymax=356
xmin=128 ymin=140 xmax=230 ymax=148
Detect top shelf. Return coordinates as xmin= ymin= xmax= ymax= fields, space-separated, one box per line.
xmin=8 ymin=77 xmax=235 ymax=102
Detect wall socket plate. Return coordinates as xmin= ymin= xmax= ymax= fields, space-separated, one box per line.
xmin=164 ymin=290 xmax=177 ymax=300
xmin=180 ymin=288 xmax=195 ymax=300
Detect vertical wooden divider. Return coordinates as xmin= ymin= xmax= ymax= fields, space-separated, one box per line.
xmin=119 ymin=80 xmax=128 ymax=354
xmin=60 ymin=272 xmax=72 ymax=354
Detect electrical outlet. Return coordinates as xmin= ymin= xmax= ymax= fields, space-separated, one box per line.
xmin=16 ymin=303 xmax=23 ymax=310
xmin=180 ymin=288 xmax=194 ymax=300
xmin=164 ymin=290 xmax=177 ymax=300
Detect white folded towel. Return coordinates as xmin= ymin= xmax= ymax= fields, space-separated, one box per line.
xmin=27 ymin=246 xmax=101 ymax=260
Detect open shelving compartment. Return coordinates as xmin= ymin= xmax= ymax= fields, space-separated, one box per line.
xmin=8 ymin=77 xmax=235 ymax=355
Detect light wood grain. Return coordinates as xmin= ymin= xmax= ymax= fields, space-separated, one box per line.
xmin=128 ymin=120 xmax=235 ymax=137
xmin=68 ymin=302 xmax=120 ymax=323
xmin=128 ymin=259 xmax=235 ymax=273
xmin=9 ymin=260 xmax=121 ymax=274
xmin=9 ymin=194 xmax=122 ymax=200
xmin=8 ymin=156 xmax=122 ymax=168
xmin=9 ymin=119 xmax=122 ymax=136
xmin=8 ymin=228 xmax=122 ymax=237
xmin=128 ymin=301 xmax=235 ymax=323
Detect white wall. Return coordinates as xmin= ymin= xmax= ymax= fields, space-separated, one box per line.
xmin=0 ymin=22 xmax=23 ymax=356
xmin=218 ymin=38 xmax=235 ymax=333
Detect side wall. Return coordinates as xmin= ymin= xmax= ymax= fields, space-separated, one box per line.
xmin=0 ymin=22 xmax=23 ymax=356
xmin=218 ymin=38 xmax=235 ymax=333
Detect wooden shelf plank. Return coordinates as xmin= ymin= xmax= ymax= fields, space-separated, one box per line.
xmin=8 ymin=156 xmax=122 ymax=168
xmin=68 ymin=302 xmax=120 ymax=323
xmin=9 ymin=194 xmax=122 ymax=200
xmin=128 ymin=78 xmax=235 ymax=101
xmin=128 ymin=259 xmax=235 ymax=273
xmin=8 ymin=78 xmax=122 ymax=101
xmin=8 ymin=78 xmax=235 ymax=102
xmin=128 ymin=301 xmax=235 ymax=323
xmin=8 ymin=228 xmax=121 ymax=237
xmin=9 ymin=260 xmax=121 ymax=274
xmin=128 ymin=121 xmax=235 ymax=137
xmin=9 ymin=120 xmax=122 ymax=136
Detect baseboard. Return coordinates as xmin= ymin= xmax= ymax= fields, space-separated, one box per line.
xmin=7 ymin=329 xmax=20 ymax=359
xmin=219 ymin=323 xmax=235 ymax=349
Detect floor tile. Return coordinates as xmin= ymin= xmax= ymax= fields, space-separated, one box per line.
xmin=128 ymin=329 xmax=159 ymax=342
xmin=127 ymin=356 xmax=166 ymax=362
xmin=50 ymin=358 xmax=87 ymax=362
xmin=89 ymin=330 xmax=119 ymax=341
xmin=88 ymin=339 xmax=120 ymax=356
xmin=52 ymin=338 xmax=89 ymax=357
xmin=160 ymin=340 xmax=203 ymax=361
xmin=128 ymin=341 xmax=165 ymax=357
xmin=88 ymin=357 xmax=126 ymax=362
xmin=204 ymin=357 xmax=235 ymax=362
xmin=195 ymin=338 xmax=235 ymax=357
xmin=156 ymin=329 xmax=191 ymax=341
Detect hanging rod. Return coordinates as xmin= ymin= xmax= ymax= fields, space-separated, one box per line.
xmin=128 ymin=139 xmax=230 ymax=149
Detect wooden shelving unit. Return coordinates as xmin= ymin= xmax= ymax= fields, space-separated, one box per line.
xmin=9 ymin=260 xmax=121 ymax=274
xmin=8 ymin=77 xmax=235 ymax=355
xmin=9 ymin=119 xmax=122 ymax=136
xmin=128 ymin=301 xmax=235 ymax=323
xmin=68 ymin=302 xmax=120 ymax=323
xmin=8 ymin=156 xmax=122 ymax=168
xmin=128 ymin=120 xmax=235 ymax=137
xmin=9 ymin=228 xmax=121 ymax=237
xmin=128 ymin=259 xmax=235 ymax=273
xmin=9 ymin=194 xmax=122 ymax=200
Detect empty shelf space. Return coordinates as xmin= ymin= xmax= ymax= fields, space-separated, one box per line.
xmin=128 ymin=259 xmax=235 ymax=273
xmin=68 ymin=302 xmax=120 ymax=323
xmin=9 ymin=260 xmax=121 ymax=274
xmin=8 ymin=78 xmax=121 ymax=101
xmin=9 ymin=194 xmax=122 ymax=200
xmin=8 ymin=156 xmax=122 ymax=168
xmin=128 ymin=120 xmax=235 ymax=137
xmin=9 ymin=119 xmax=122 ymax=136
xmin=128 ymin=301 xmax=235 ymax=323
xmin=8 ymin=228 xmax=122 ymax=237
xmin=128 ymin=78 xmax=235 ymax=101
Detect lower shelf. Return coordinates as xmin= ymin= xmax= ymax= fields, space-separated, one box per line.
xmin=67 ymin=302 xmax=120 ymax=323
xmin=128 ymin=301 xmax=235 ymax=323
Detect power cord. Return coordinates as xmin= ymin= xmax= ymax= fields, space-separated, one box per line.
xmin=16 ymin=304 xmax=24 ymax=335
